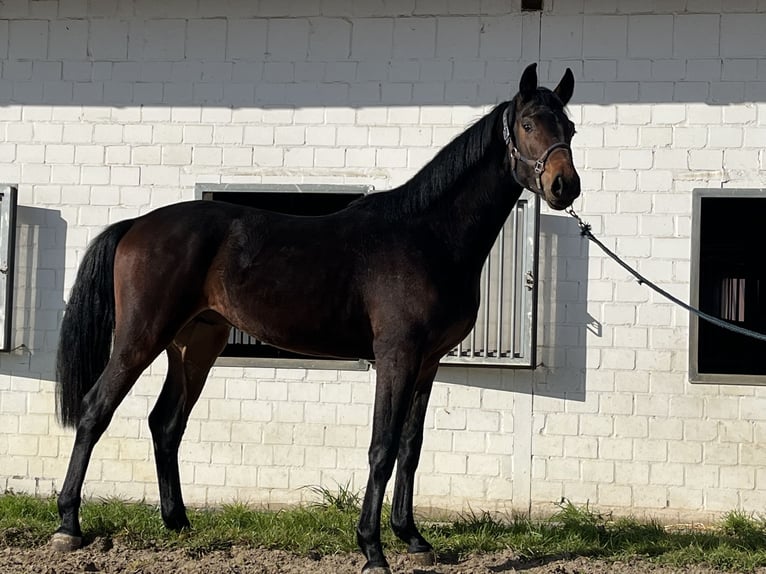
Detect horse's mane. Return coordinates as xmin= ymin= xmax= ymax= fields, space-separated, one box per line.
xmin=353 ymin=102 xmax=508 ymax=219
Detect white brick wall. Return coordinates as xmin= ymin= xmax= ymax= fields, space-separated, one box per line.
xmin=2 ymin=0 xmax=766 ymax=522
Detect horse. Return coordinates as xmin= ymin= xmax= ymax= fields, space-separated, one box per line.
xmin=52 ymin=63 xmax=580 ymax=574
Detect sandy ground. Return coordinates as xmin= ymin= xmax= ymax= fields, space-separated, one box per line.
xmin=0 ymin=541 xmax=755 ymax=574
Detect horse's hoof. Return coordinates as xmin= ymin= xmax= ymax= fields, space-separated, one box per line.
xmin=361 ymin=568 xmax=391 ymax=574
xmin=51 ymin=532 xmax=83 ymax=552
xmin=409 ymin=550 xmax=435 ymax=566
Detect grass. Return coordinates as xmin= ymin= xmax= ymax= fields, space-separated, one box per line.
xmin=3 ymin=490 xmax=766 ymax=571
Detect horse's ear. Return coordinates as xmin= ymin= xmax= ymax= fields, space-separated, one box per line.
xmin=519 ymin=63 xmax=538 ymax=100
xmin=554 ymin=68 xmax=575 ymax=106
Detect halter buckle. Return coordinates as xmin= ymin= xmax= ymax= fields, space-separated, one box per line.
xmin=534 ymin=159 xmax=545 ymax=174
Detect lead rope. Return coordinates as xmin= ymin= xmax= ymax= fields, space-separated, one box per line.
xmin=565 ymin=205 xmax=766 ymax=343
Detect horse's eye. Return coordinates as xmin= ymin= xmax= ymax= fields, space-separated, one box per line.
xmin=522 ymin=122 xmax=533 ymax=133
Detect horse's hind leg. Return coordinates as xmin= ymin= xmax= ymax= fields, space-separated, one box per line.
xmin=390 ymin=362 xmax=438 ymax=564
xmin=54 ymin=343 xmax=166 ymax=550
xmin=149 ymin=318 xmax=231 ymax=531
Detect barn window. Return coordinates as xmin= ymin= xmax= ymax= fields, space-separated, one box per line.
xmin=521 ymin=0 xmax=543 ymax=11
xmin=690 ymin=189 xmax=766 ymax=383
xmin=197 ymin=184 xmax=540 ymax=369
xmin=0 ymin=185 xmax=17 ymax=352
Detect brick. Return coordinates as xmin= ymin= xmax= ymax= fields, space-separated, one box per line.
xmin=540 ymin=15 xmax=583 ymax=59
xmin=639 ymin=127 xmax=672 ymax=147
xmin=565 ymin=436 xmax=599 ymax=459
xmin=450 ymin=430 xmax=484 ymax=454
xmin=597 ymin=484 xmax=632 ymax=507
xmin=583 ymin=15 xmax=627 ymax=58
xmin=308 ymin=17 xmax=350 ymax=59
xmin=724 ymin=104 xmax=756 ymax=124
xmin=186 ymin=19 xmax=226 ymax=59
xmin=110 ymin=167 xmax=139 ymax=186
xmin=721 ymin=13 xmax=766 ymax=57
xmin=613 ymin=461 xmax=649 ymax=486
xmin=709 ymin=126 xmax=743 ymax=149
xmin=721 ymin=466 xmax=755 ymax=489
xmin=50 ymin=19 xmax=88 ymax=59
xmin=479 ymin=14 xmax=522 ymax=58
xmin=723 ymin=59 xmax=758 ymax=81
xmin=131 ymin=146 xmax=160 ymax=165
xmin=140 ymin=19 xmax=185 ymax=61
xmin=724 ymin=149 xmax=758 ymax=170
xmin=633 ymin=485 xmax=669 ymax=509
xmin=8 ymin=435 xmax=38 ymax=456
xmin=434 ymin=452 xmax=466 ymax=474
xmin=673 ymin=127 xmax=707 ymax=149
xmin=437 ymin=17 xmax=479 ymax=57
xmin=434 ymin=408 xmax=466 ymax=430
xmin=9 ymin=20 xmax=48 ymax=59
xmin=467 ymin=454 xmax=499 ymax=476
xmin=324 ymin=425 xmax=355 ymax=447
xmin=674 ymin=14 xmax=719 ymax=58
xmin=315 ymin=148 xmax=344 ymax=167
xmin=652 ymin=104 xmax=685 ymax=124
xmin=628 ymin=15 xmax=672 ymax=58
xmin=274 ymin=126 xmax=305 ymax=145
xmin=634 ymin=440 xmax=667 ymax=463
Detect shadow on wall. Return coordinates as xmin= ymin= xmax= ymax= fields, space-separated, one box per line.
xmin=0 ymin=206 xmax=67 ymax=379
xmin=0 ymin=6 xmax=764 ymax=108
xmin=437 ymin=214 xmax=592 ymax=401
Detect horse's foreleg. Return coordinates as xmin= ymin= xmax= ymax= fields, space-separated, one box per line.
xmin=389 ymin=362 xmax=438 ymax=563
xmin=356 ymin=345 xmax=422 ymax=574
xmin=53 ymin=360 xmax=147 ymax=550
xmin=149 ymin=321 xmax=230 ymax=531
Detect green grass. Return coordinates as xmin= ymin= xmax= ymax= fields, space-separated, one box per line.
xmin=3 ymin=491 xmax=766 ymax=571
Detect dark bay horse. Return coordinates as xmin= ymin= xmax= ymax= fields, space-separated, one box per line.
xmin=52 ymin=63 xmax=580 ymax=573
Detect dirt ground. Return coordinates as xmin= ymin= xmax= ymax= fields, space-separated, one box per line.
xmin=0 ymin=541 xmax=758 ymax=574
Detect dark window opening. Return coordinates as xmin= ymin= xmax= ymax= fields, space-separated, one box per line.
xmin=692 ymin=192 xmax=766 ymax=380
xmin=521 ymin=0 xmax=543 ymax=11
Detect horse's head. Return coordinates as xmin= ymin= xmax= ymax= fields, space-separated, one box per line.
xmin=503 ymin=63 xmax=581 ymax=210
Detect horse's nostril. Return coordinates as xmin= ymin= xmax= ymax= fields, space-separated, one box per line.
xmin=551 ymin=175 xmax=564 ymax=197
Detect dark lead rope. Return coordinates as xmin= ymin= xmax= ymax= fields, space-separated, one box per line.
xmin=565 ymin=206 xmax=766 ymax=343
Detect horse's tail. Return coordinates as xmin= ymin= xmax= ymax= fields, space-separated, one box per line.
xmin=56 ymin=219 xmax=135 ymax=428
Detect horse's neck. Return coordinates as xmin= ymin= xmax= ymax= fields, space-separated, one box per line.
xmin=431 ymin=153 xmax=522 ymax=270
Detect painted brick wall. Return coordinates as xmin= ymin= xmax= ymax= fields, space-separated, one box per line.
xmin=2 ymin=0 xmax=766 ymax=522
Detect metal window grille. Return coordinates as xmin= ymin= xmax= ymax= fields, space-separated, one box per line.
xmin=718 ymin=277 xmax=747 ymax=323
xmin=441 ymin=189 xmax=539 ymax=367
xmin=198 ymin=184 xmax=539 ymax=369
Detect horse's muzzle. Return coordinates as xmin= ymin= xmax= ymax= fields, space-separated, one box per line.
xmin=545 ymin=172 xmax=581 ymax=211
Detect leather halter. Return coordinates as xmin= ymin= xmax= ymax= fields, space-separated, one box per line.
xmin=502 ymin=104 xmax=571 ymax=194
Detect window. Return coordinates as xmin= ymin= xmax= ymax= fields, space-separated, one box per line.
xmin=441 ymin=189 xmax=540 ymax=367
xmin=521 ymin=0 xmax=543 ymax=11
xmin=690 ymin=189 xmax=766 ymax=383
xmin=0 ymin=185 xmax=17 ymax=352
xmin=199 ymin=183 xmax=371 ymax=370
xmin=197 ymin=184 xmax=540 ymax=369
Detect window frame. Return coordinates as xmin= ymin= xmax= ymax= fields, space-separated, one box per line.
xmin=689 ymin=188 xmax=766 ymax=384
xmin=0 ymin=185 xmax=17 ymax=352
xmin=196 ymin=183 xmax=540 ymax=370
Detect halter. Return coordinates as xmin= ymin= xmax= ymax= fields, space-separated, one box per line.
xmin=502 ymin=104 xmax=572 ymax=194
